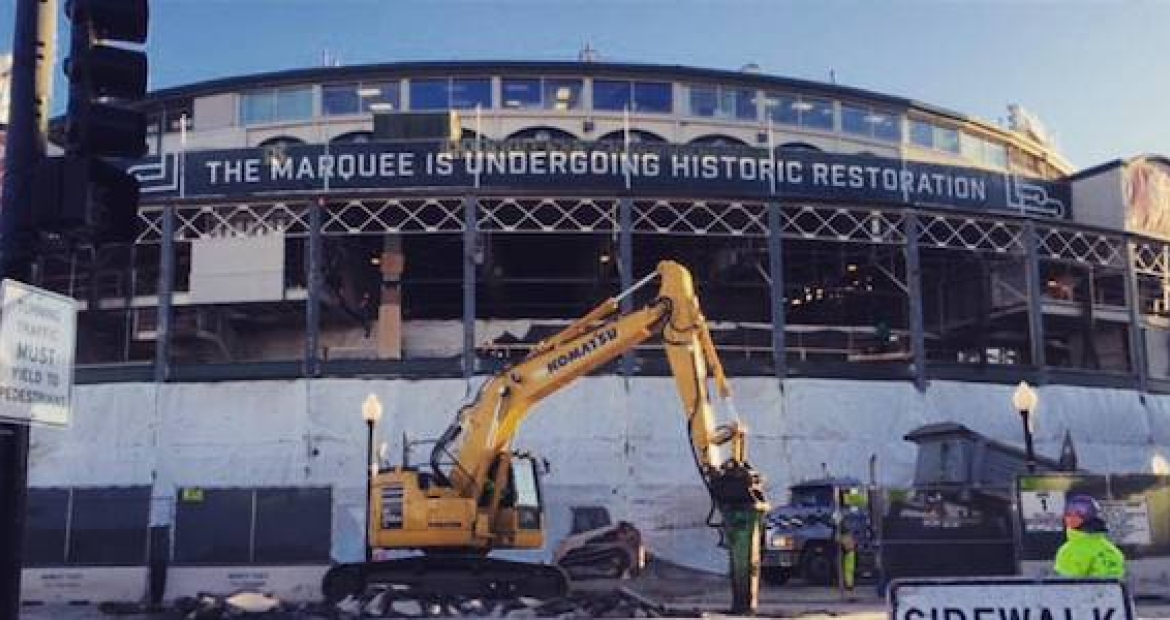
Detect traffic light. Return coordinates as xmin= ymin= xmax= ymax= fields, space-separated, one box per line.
xmin=33 ymin=158 xmax=140 ymax=243
xmin=64 ymin=0 xmax=149 ymax=158
xmin=35 ymin=0 xmax=149 ymax=244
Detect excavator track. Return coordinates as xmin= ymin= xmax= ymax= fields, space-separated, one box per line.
xmin=322 ymin=555 xmax=570 ymax=604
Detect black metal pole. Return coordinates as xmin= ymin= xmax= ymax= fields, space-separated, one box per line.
xmin=365 ymin=419 xmax=375 ymax=563
xmin=153 ymin=205 xmax=175 ymax=382
xmin=766 ymin=201 xmax=786 ymax=383
xmin=1021 ymin=410 xmax=1036 ymax=473
xmin=305 ymin=198 xmax=323 ymax=377
xmin=1023 ymin=220 xmax=1047 ymax=370
xmin=0 ymin=1 xmax=55 ymax=617
xmin=462 ymin=195 xmax=476 ymax=379
xmin=618 ymin=197 xmax=633 ymax=379
xmin=904 ymin=213 xmax=927 ymax=391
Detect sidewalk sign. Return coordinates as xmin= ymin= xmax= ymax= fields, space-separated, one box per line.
xmin=890 ymin=577 xmax=1134 ymax=620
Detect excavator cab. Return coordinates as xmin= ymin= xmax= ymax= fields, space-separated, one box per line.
xmin=476 ymin=452 xmax=546 ymax=549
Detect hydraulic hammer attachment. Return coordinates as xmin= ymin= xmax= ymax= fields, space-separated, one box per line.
xmin=709 ymin=461 xmax=769 ymax=615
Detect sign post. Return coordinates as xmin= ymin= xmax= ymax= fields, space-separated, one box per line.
xmin=0 ymin=280 xmax=77 ymax=427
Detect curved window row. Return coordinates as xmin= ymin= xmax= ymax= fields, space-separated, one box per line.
xmin=232 ymin=74 xmax=1032 ymax=172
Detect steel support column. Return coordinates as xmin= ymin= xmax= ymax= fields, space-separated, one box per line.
xmin=904 ymin=213 xmax=927 ymax=391
xmin=619 ymin=197 xmax=634 ymax=379
xmin=1023 ymin=220 xmax=1047 ymax=371
xmin=766 ymin=202 xmax=786 ymax=382
xmin=304 ymin=199 xmax=323 ymax=377
xmin=153 ymin=205 xmax=176 ymax=382
xmin=463 ymin=195 xmax=478 ymax=379
xmin=1124 ymin=238 xmax=1149 ymax=393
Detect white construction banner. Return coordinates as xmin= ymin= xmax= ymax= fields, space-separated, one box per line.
xmin=0 ymin=279 xmax=77 ymax=426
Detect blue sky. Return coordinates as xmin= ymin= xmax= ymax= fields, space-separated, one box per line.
xmin=3 ymin=0 xmax=1167 ymax=168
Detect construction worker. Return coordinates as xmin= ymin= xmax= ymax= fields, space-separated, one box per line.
xmin=838 ymin=488 xmax=867 ymax=591
xmin=1054 ymin=495 xmax=1126 ymax=579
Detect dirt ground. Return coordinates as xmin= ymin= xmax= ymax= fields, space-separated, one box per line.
xmin=16 ymin=560 xmax=1170 ymax=619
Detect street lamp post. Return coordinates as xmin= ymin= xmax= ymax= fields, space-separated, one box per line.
xmin=361 ymin=394 xmax=384 ymax=563
xmin=1012 ymin=381 xmax=1038 ymax=473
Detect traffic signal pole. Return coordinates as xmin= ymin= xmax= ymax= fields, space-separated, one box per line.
xmin=0 ymin=0 xmax=55 ymax=617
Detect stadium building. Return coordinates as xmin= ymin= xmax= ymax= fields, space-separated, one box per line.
xmin=18 ymin=60 xmax=1170 ymax=601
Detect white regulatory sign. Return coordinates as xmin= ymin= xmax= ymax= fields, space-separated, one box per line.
xmin=890 ymin=578 xmax=1133 ymax=620
xmin=0 ymin=279 xmax=77 ymax=427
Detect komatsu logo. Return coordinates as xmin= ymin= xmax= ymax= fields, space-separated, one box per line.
xmin=546 ymin=327 xmax=618 ymax=375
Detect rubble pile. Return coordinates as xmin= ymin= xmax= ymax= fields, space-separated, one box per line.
xmin=96 ymin=587 xmax=668 ymax=619
xmin=339 ymin=586 xmax=666 ymax=618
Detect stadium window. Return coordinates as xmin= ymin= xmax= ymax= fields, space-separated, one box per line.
xmin=593 ymin=80 xmax=632 ymax=111
xmin=985 ymin=142 xmax=1008 ymax=168
xmin=359 ymin=82 xmax=399 ymax=112
xmin=934 ymin=125 xmax=961 ymax=154
xmin=764 ymin=93 xmax=799 ymax=125
xmin=68 ymin=487 xmax=151 ymax=566
xmin=240 ymin=86 xmax=313 ymax=125
xmin=451 ymin=78 xmax=492 ymax=109
xmin=23 ymin=489 xmax=69 ymax=567
xmin=543 ymin=79 xmax=582 ymax=110
xmin=910 ymin=119 xmax=961 ymax=155
xmin=910 ymin=120 xmax=934 ymax=148
xmin=633 ymin=81 xmax=672 ymax=113
xmin=802 ymin=97 xmax=835 ymax=130
xmin=767 ymin=93 xmax=834 ymax=130
xmin=240 ymin=90 xmax=276 ymax=125
xmin=841 ymin=104 xmax=869 ymax=135
xmin=275 ymin=86 xmax=313 ymax=121
xmin=594 ymin=80 xmax=672 ymax=113
xmin=412 ymin=78 xmax=491 ymax=110
xmin=689 ymin=85 xmax=757 ymax=120
xmin=502 ymin=78 xmax=542 ymax=109
xmin=253 ymin=488 xmax=332 ymax=564
xmin=731 ymin=88 xmax=757 ymax=120
xmin=322 ymin=83 xmax=361 ymax=115
xmin=842 ymin=104 xmax=899 ymax=141
xmin=410 ymin=78 xmax=450 ymax=111
xmin=689 ymin=85 xmax=719 ymax=117
xmin=325 ymin=82 xmax=400 ymax=115
xmin=502 ymin=78 xmax=583 ymax=110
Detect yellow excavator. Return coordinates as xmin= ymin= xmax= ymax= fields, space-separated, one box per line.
xmin=322 ymin=261 xmax=770 ymax=613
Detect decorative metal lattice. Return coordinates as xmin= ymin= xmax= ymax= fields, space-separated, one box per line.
xmin=138 ymin=198 xmax=466 ymax=242
xmin=323 ymin=198 xmax=464 ymax=235
xmin=917 ymin=213 xmax=1025 ymax=254
xmin=631 ymin=200 xmax=768 ymax=236
xmin=137 ymin=202 xmax=310 ymax=243
xmin=779 ymin=204 xmax=905 ymax=245
xmin=1132 ymin=239 xmax=1170 ymax=278
xmin=478 ymin=198 xmax=618 ymax=233
xmin=1036 ymin=225 xmax=1125 ymax=268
